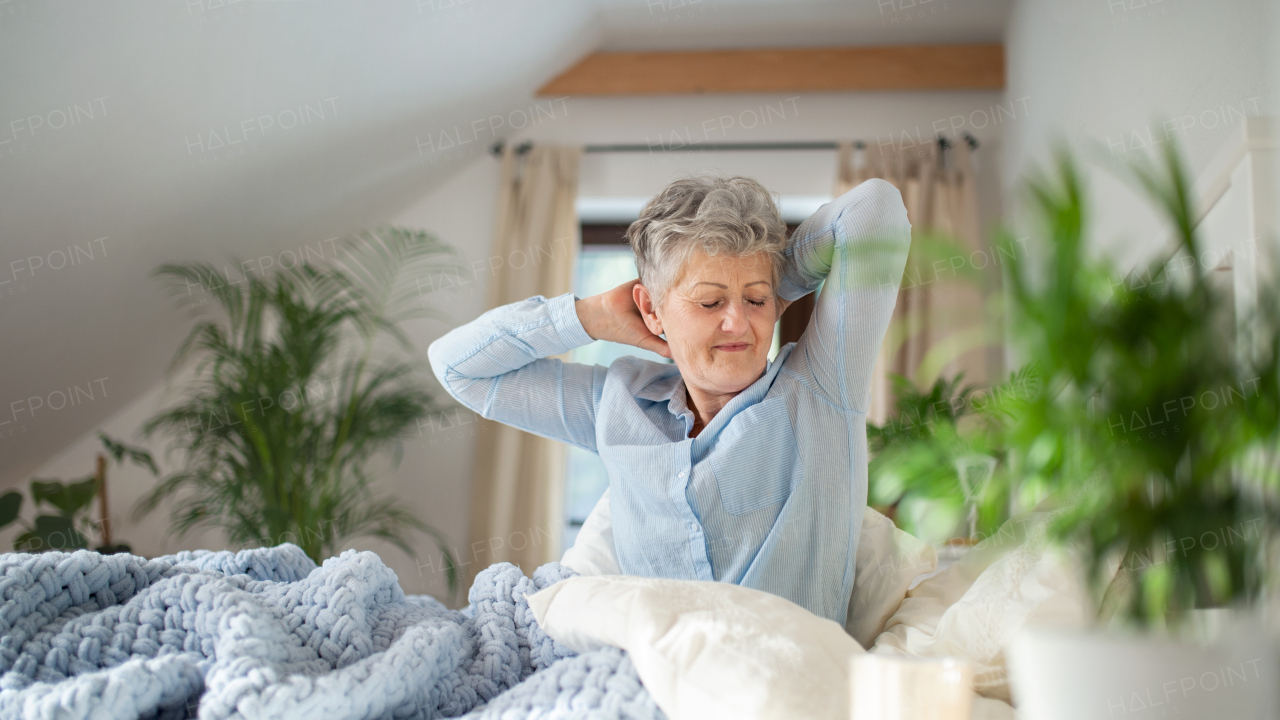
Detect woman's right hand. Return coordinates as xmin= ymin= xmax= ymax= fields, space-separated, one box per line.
xmin=575 ymin=279 xmax=672 ymax=359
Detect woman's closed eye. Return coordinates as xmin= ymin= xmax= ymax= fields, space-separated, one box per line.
xmin=698 ymin=298 xmax=768 ymax=309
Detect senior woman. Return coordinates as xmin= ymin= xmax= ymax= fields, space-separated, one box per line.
xmin=428 ymin=176 xmax=910 ymax=624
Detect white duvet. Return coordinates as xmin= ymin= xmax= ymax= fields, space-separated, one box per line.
xmin=535 ymin=491 xmax=1091 ymax=720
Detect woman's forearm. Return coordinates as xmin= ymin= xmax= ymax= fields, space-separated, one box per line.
xmin=426 ymin=293 xmax=604 ymax=451
xmin=776 ymin=179 xmax=912 ymax=412
xmin=428 ymin=293 xmax=592 ymax=387
xmin=574 ymin=294 xmax=608 ymax=342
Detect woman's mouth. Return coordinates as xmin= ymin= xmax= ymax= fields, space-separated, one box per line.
xmin=714 ymin=342 xmax=749 ymax=352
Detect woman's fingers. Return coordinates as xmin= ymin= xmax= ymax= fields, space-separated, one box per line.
xmin=610 ymin=278 xmax=643 ymax=306
xmin=614 ymin=310 xmax=669 ymax=357
xmin=599 ymin=280 xmax=642 ymax=324
xmin=634 ymin=334 xmax=672 ymax=359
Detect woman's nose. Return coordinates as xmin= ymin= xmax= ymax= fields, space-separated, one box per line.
xmin=720 ymin=301 xmax=747 ymax=333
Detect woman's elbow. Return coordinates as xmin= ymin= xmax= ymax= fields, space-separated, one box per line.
xmin=426 ymin=336 xmax=459 ymax=398
xmin=427 ymin=335 xmax=494 ymax=418
xmin=855 ymin=178 xmax=911 ymax=241
xmin=857 ymin=177 xmax=900 ymax=206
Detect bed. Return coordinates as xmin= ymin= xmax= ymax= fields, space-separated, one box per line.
xmin=0 ymin=500 xmax=1085 ymax=719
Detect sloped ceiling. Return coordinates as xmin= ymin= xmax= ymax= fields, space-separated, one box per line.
xmin=0 ymin=0 xmax=1009 ymax=488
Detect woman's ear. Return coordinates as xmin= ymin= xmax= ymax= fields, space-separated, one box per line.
xmin=633 ymin=283 xmax=664 ymax=336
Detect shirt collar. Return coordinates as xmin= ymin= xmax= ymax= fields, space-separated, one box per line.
xmin=667 ymin=376 xmax=693 ymax=419
xmin=634 ymin=368 xmax=683 ymax=404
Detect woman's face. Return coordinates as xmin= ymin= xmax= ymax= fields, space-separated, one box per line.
xmin=642 ymin=250 xmax=780 ymax=397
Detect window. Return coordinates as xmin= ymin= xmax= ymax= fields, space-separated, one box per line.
xmin=561 ymin=224 xmax=812 ymax=550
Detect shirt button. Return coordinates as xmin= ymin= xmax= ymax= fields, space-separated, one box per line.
xmin=677 ymin=471 xmax=686 ymax=478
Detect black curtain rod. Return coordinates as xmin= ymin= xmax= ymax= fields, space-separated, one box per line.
xmin=491 ymin=134 xmax=978 ymax=157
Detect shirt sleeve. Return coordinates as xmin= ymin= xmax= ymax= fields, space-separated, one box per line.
xmin=426 ymin=292 xmax=606 ymax=453
xmin=776 ymin=178 xmax=912 ymax=413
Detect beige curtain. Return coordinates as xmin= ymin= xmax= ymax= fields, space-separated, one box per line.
xmin=834 ymin=140 xmax=996 ymax=424
xmin=466 ymin=144 xmax=582 ymax=582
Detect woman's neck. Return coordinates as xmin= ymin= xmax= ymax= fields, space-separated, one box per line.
xmin=683 ymin=384 xmax=738 ymax=438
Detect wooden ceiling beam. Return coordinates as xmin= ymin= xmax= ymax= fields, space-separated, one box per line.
xmin=537 ymin=44 xmax=1004 ymax=96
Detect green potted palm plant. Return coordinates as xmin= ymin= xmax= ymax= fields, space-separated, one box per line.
xmin=134 ymin=228 xmax=463 ymax=595
xmin=997 ymin=146 xmax=1280 ymax=718
xmin=999 ymin=148 xmax=1279 ymax=624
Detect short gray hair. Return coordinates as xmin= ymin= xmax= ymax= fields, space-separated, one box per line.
xmin=625 ymin=175 xmax=788 ymax=307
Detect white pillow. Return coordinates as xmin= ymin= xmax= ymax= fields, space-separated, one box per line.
xmin=847 ymin=506 xmax=938 ymax=647
xmin=527 ymin=574 xmax=864 ymax=720
xmin=870 ymin=511 xmax=1092 ymax=704
xmin=560 ymin=490 xmax=936 ymax=648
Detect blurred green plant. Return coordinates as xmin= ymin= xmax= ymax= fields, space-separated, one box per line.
xmin=135 ymin=228 xmax=462 ymax=595
xmin=867 ymin=366 xmax=1038 ymax=543
xmin=862 ymin=212 xmax=1021 ymax=544
xmin=992 ymin=145 xmax=1280 ymax=626
xmin=0 ymin=433 xmax=153 ymax=553
xmin=99 ymin=431 xmax=160 ymax=476
xmin=867 ymin=373 xmax=977 ymax=540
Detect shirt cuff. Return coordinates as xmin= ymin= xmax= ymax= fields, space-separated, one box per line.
xmin=547 ymin=292 xmax=596 ymax=351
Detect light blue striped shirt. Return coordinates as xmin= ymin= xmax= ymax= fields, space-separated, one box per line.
xmin=428 ymin=179 xmax=911 ymax=623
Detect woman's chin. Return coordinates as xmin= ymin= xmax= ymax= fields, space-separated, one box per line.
xmin=699 ymin=356 xmax=768 ymax=392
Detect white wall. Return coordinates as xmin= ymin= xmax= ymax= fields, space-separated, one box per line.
xmin=1003 ymin=0 xmax=1279 ymax=271
xmin=0 ymin=0 xmax=603 ymax=492
xmin=10 ymin=89 xmax=1009 ymax=603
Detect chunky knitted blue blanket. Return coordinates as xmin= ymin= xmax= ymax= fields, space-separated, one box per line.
xmin=0 ymin=544 xmax=663 ymax=720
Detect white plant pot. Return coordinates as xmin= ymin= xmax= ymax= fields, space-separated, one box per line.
xmin=1007 ymin=620 xmax=1278 ymax=720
